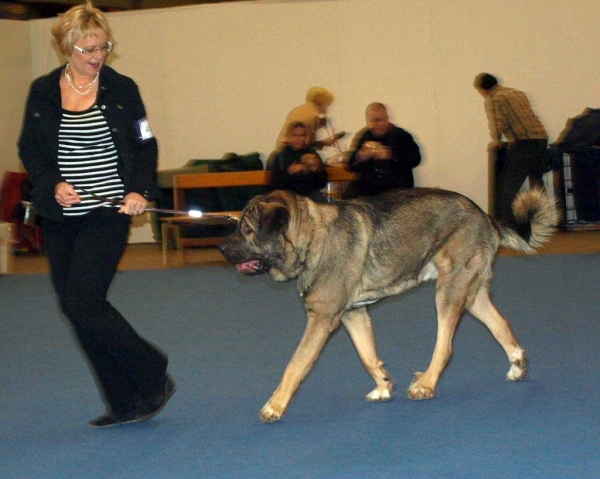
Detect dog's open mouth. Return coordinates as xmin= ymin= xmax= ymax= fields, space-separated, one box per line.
xmin=236 ymin=260 xmax=269 ymax=275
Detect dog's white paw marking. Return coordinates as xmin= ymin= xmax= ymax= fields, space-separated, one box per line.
xmin=259 ymin=404 xmax=282 ymax=423
xmin=506 ymin=348 xmax=527 ymax=381
xmin=366 ymin=386 xmax=392 ymax=402
xmin=407 ymin=372 xmax=435 ymax=400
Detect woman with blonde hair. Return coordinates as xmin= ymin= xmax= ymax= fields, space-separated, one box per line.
xmin=267 ymin=86 xmax=342 ymax=170
xmin=18 ymin=1 xmax=175 ymax=429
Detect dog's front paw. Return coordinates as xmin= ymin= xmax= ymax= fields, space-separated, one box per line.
xmin=259 ymin=403 xmax=283 ymax=423
xmin=407 ymin=372 xmax=435 ymax=400
xmin=366 ymin=384 xmax=393 ymax=402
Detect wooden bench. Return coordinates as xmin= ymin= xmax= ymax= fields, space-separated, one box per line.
xmin=160 ymin=166 xmax=356 ymax=264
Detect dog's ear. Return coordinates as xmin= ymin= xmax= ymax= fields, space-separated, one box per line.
xmin=257 ymin=202 xmax=290 ymax=238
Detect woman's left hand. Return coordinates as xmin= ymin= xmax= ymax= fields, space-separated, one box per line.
xmin=119 ymin=192 xmax=148 ymax=216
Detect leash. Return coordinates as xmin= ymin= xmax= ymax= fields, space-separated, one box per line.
xmin=77 ymin=186 xmax=239 ymax=221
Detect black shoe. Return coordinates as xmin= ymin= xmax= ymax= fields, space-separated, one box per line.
xmin=136 ymin=374 xmax=177 ymax=422
xmin=89 ymin=406 xmax=141 ymax=429
xmin=89 ymin=375 xmax=176 ymax=428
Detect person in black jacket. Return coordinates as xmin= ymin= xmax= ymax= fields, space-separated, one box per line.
xmin=345 ymin=102 xmax=421 ymax=198
xmin=17 ymin=1 xmax=175 ymax=429
xmin=271 ymin=122 xmax=329 ymax=202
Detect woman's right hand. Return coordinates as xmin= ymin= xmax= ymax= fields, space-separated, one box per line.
xmin=287 ymin=163 xmax=307 ymax=175
xmin=54 ymin=182 xmax=81 ymax=207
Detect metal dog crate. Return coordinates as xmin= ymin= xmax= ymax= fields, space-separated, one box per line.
xmin=557 ymin=150 xmax=600 ymax=230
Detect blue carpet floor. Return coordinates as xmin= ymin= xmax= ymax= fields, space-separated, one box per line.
xmin=1 ymin=254 xmax=599 ymax=478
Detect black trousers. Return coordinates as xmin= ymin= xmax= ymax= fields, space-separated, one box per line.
xmin=43 ymin=208 xmax=168 ymax=413
xmin=494 ymin=139 xmax=548 ymax=222
xmin=343 ymin=169 xmax=413 ymax=199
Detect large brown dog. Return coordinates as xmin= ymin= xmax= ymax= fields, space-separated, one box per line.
xmin=219 ymin=188 xmax=557 ymax=423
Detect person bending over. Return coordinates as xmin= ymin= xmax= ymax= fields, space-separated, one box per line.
xmin=473 ymin=72 xmax=548 ymax=222
xmin=266 ymin=86 xmax=341 ymax=171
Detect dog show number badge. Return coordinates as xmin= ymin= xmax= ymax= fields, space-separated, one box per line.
xmin=136 ymin=116 xmax=154 ymax=142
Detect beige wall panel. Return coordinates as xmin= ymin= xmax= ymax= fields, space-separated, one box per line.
xmin=0 ymin=20 xmax=32 ymax=172
xmin=3 ymin=0 xmax=600 ymax=221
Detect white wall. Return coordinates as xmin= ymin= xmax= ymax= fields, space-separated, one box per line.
xmin=3 ymin=0 xmax=600 ymax=235
xmin=0 ymin=20 xmax=31 ymax=172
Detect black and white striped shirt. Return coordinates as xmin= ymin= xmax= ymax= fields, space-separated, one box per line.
xmin=58 ymin=105 xmax=125 ymax=216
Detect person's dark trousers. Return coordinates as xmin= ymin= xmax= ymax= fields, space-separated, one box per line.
xmin=42 ymin=208 xmax=168 ymax=413
xmin=494 ymin=139 xmax=548 ymax=222
xmin=344 ymin=169 xmax=410 ymax=198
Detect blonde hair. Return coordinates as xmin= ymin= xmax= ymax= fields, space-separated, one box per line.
xmin=305 ymin=87 xmax=334 ymax=109
xmin=51 ymin=1 xmax=113 ymax=57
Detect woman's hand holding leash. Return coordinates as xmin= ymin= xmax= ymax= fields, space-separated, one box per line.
xmin=119 ymin=192 xmax=148 ymax=216
xmin=54 ymin=181 xmax=81 ymax=207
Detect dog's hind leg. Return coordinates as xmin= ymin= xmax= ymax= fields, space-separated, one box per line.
xmin=467 ymin=285 xmax=527 ymax=381
xmin=260 ymin=315 xmax=333 ymax=423
xmin=342 ymin=308 xmax=394 ymax=402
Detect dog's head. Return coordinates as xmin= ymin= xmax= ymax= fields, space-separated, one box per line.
xmin=219 ymin=190 xmax=311 ymax=282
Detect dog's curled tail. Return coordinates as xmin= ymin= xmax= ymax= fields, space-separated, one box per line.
xmin=498 ymin=188 xmax=559 ymax=255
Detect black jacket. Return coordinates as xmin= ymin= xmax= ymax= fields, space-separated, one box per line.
xmin=18 ymin=65 xmax=158 ymax=221
xmin=348 ymin=124 xmax=421 ymax=188
xmin=271 ymin=146 xmax=328 ymax=195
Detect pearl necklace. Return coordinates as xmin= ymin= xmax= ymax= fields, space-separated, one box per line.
xmin=64 ymin=63 xmax=99 ymax=96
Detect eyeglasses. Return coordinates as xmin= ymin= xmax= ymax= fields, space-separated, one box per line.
xmin=73 ymin=41 xmax=113 ymax=56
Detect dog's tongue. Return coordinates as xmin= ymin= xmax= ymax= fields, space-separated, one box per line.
xmin=236 ymin=260 xmax=262 ymax=274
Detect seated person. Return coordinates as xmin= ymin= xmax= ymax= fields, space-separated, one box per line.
xmin=271 ymin=121 xmax=329 ymax=202
xmin=267 ymin=86 xmax=341 ymax=171
xmin=344 ymin=102 xmax=421 ymax=198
